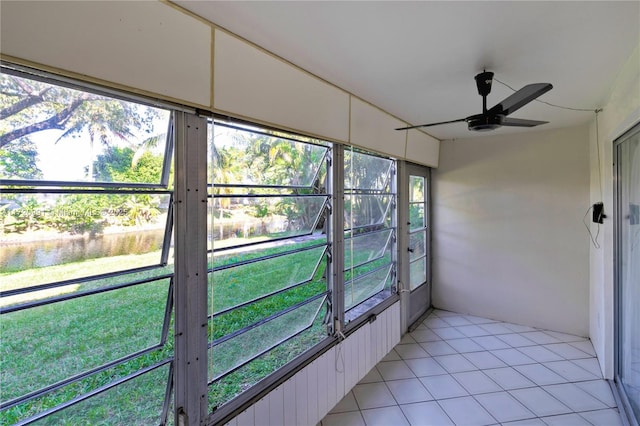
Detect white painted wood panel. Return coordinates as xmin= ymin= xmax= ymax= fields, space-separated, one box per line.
xmin=235 ymin=407 xmax=254 ymax=426
xmin=343 ymin=336 xmax=354 ymax=391
xmin=365 ymin=324 xmax=373 ymax=368
xmin=335 ymin=342 xmax=346 ymax=402
xmin=253 ymin=397 xmax=269 ymax=425
xmin=294 ymin=367 xmax=308 ymax=425
xmin=0 ymin=1 xmax=211 ymax=107
xmin=357 ymin=328 xmax=367 ymax=379
xmin=350 ymin=97 xmax=407 ymax=159
xmin=378 ymin=312 xmax=386 ymax=361
xmin=370 ymin=317 xmax=378 ymax=369
xmin=225 ymin=302 xmax=400 ymax=426
xmin=316 ymin=353 xmax=329 ymax=417
xmin=349 ymin=330 xmax=359 ymax=390
xmin=283 ymin=379 xmax=297 ymax=426
xmin=326 ymin=347 xmax=338 ymax=410
xmin=214 ymin=30 xmax=349 ymax=143
xmin=268 ymin=386 xmax=284 ymax=426
xmin=406 ymin=129 xmax=440 ymax=168
xmin=306 ymin=358 xmax=319 ymax=423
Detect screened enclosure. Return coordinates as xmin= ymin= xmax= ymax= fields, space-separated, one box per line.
xmin=0 ymin=67 xmax=175 ymax=425
xmin=0 ymin=65 xmax=400 ymax=425
xmin=207 ymin=122 xmax=331 ymax=410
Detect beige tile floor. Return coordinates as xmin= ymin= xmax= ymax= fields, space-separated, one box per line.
xmin=321 ymin=309 xmax=622 ymax=426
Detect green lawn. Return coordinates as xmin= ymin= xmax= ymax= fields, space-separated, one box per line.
xmin=0 ymin=233 xmax=390 ymax=424
xmin=0 ymin=239 xmax=327 ymax=424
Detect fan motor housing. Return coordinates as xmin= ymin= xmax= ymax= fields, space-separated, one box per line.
xmin=467 ymin=114 xmax=503 ymax=131
xmin=475 ymin=71 xmax=494 ymax=97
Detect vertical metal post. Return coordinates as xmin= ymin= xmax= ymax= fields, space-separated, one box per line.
xmin=396 ymin=161 xmax=410 ymax=334
xmin=174 ymin=112 xmax=208 ymax=425
xmin=390 ymin=161 xmax=399 ymax=294
xmin=426 ymin=167 xmax=433 ymax=304
xmin=329 ymin=145 xmax=345 ymax=334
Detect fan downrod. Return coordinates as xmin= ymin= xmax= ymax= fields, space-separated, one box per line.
xmin=475 ymin=71 xmax=494 ymax=113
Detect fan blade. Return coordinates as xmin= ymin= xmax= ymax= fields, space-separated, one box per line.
xmin=501 ymin=117 xmax=549 ymax=127
xmin=395 ymin=118 xmax=466 ymax=131
xmin=488 ymin=83 xmax=553 ymax=116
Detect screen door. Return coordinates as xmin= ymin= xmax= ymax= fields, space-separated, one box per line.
xmin=406 ymin=164 xmax=431 ymax=326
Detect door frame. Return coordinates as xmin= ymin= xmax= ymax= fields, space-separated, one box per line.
xmin=613 ymin=122 xmax=640 ymax=426
xmin=398 ymin=161 xmax=432 ymax=333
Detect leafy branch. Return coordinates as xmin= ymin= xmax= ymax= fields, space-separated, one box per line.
xmin=0 ymin=94 xmax=89 ymax=148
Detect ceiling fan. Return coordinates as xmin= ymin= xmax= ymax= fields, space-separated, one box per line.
xmin=396 ymin=71 xmax=553 ymax=132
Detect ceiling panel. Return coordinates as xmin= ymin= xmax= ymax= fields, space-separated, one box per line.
xmin=175 ymin=1 xmax=639 ymax=140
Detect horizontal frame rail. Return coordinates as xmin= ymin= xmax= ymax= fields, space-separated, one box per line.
xmin=1 ymin=345 xmax=169 ymax=411
xmin=15 ymin=359 xmax=173 ymax=426
xmin=210 ymin=232 xmax=326 ymax=254
xmin=0 ymin=187 xmax=173 ymax=194
xmin=209 ymin=292 xmax=327 ymax=348
xmin=1 ymin=272 xmax=173 ymax=314
xmin=210 ymin=242 xmax=326 ymax=272
xmin=208 ymin=295 xmax=326 ymax=385
xmin=212 ymin=121 xmax=330 ymax=150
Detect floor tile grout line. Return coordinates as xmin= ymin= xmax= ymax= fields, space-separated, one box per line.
xmin=430 ymin=322 xmax=601 ymax=384
xmin=505 ymin=384 xmax=573 ymax=417
xmin=468 ymin=390 xmax=536 ymax=424
xmin=431 ymin=396 xmax=469 ymax=426
xmin=378 ymin=372 xmax=445 ymax=426
xmin=571 ymin=380 xmax=620 ymax=408
xmin=439 ymin=321 xmax=608 ymax=415
xmin=323 ymin=310 xmax=618 ymax=426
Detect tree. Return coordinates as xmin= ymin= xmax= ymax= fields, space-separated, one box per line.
xmin=343 ymin=151 xmax=392 ymax=233
xmin=0 ymin=73 xmax=161 ymax=180
xmin=0 ymin=73 xmax=168 ymax=236
xmin=0 ymin=138 xmax=42 ymax=179
xmin=92 ymin=146 xmax=163 ymax=184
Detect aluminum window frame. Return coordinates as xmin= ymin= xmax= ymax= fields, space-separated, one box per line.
xmin=209 ymin=244 xmax=328 ymax=317
xmin=0 ymin=277 xmax=173 ymax=411
xmin=0 ymin=65 xmax=178 ymax=425
xmin=13 ymin=359 xmax=173 ymax=426
xmin=342 ymin=146 xmax=398 ymax=323
xmin=0 ymin=68 xmax=176 ymax=190
xmin=206 ymin=120 xmax=333 ymax=416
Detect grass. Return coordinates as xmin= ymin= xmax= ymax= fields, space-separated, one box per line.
xmin=0 ymin=275 xmax=173 ymax=424
xmin=208 ymin=313 xmax=327 ymax=411
xmin=0 ymin=232 xmax=391 ymax=424
xmin=0 ymin=251 xmax=171 ymax=307
xmin=23 ymin=362 xmax=171 ymax=426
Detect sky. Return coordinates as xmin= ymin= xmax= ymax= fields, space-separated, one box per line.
xmin=28 ymin=109 xmax=171 ymax=183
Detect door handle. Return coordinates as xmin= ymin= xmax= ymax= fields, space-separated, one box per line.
xmin=408 ymin=248 xmax=414 ymax=253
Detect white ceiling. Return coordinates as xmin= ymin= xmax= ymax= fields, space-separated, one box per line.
xmin=175 ymin=1 xmax=639 ymax=140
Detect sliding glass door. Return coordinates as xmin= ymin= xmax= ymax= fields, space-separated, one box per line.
xmin=615 ymin=123 xmax=640 ymax=424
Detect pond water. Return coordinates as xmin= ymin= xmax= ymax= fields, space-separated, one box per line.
xmin=0 ymin=229 xmax=165 ymax=273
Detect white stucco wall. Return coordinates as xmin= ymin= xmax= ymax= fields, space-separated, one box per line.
xmin=433 ymin=125 xmax=591 ymax=336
